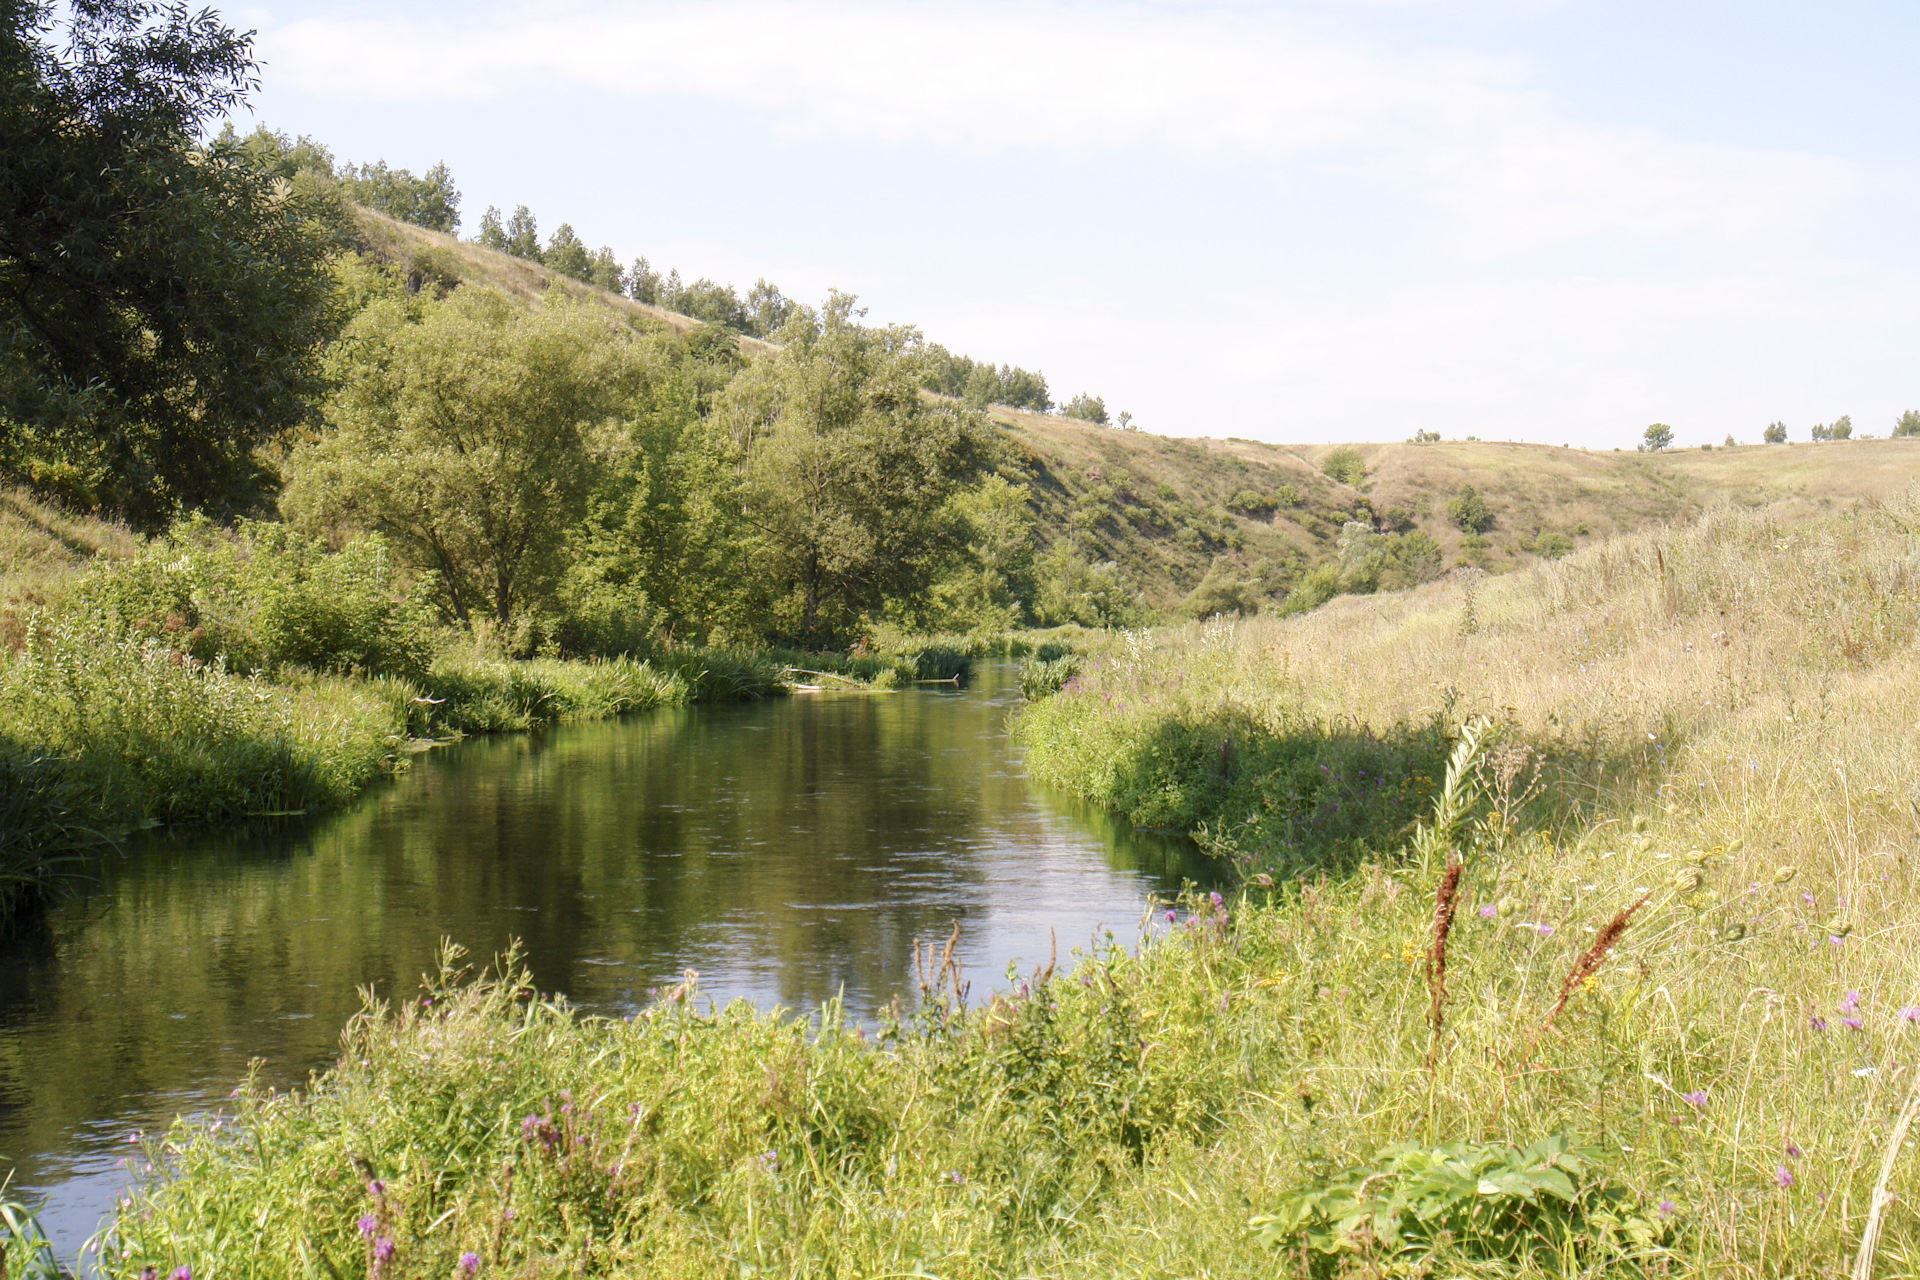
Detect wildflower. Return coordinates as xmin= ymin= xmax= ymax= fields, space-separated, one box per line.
xmin=1477 ymin=904 xmax=1496 ymax=918
xmin=141 ymin=1269 xmax=158 ymax=1280
xmin=1681 ymin=1089 xmax=1708 ymax=1106
xmin=1842 ymin=1016 xmax=1863 ymax=1030
xmin=1165 ymin=910 xmax=1176 ymax=923
xmin=1786 ymin=1142 xmax=1803 ymax=1158
xmin=1810 ymin=1016 xmax=1828 ymax=1030
xmin=357 ymin=1215 xmax=377 ymax=1238
xmin=173 ymin=1269 xmax=191 ymax=1280
xmin=374 ymin=1238 xmax=395 ymax=1260
xmin=1774 ymin=1167 xmax=1794 ymax=1188
xmin=1209 ymin=890 xmax=1224 ymax=910
xmin=1899 ymin=1007 xmax=1920 ymax=1022
xmin=460 ymin=1253 xmax=482 ymax=1275
xmin=1657 ymin=1199 xmax=1676 ymax=1219
xmin=1840 ymin=991 xmax=1861 ymax=1012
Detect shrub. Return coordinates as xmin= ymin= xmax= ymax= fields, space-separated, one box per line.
xmin=1895 ymin=410 xmax=1920 ymax=438
xmin=1446 ymin=484 xmax=1494 ymax=533
xmin=1226 ymin=489 xmax=1275 ymax=517
xmin=1019 ymin=653 xmax=1081 ymax=700
xmin=1321 ymin=448 xmax=1365 ymax=487
xmin=71 ymin=518 xmax=435 ymax=680
xmin=1763 ymin=421 xmax=1788 ymax=443
xmin=1253 ymin=1136 xmax=1665 ymax=1273
xmin=1535 ymin=531 xmax=1575 ymax=559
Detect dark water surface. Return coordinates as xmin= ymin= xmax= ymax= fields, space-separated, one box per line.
xmin=0 ymin=665 xmax=1209 ymax=1257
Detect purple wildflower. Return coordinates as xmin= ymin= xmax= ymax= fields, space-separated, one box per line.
xmin=1165 ymin=910 xmax=1176 ymax=923
xmin=1810 ymin=1016 xmax=1829 ymax=1030
xmin=1786 ymin=1142 xmax=1803 ymax=1158
xmin=1842 ymin=1016 xmax=1864 ymax=1030
xmin=374 ymin=1238 xmax=395 ymax=1260
xmin=460 ymin=1253 xmax=481 ymax=1275
xmin=1209 ymin=891 xmax=1224 ymax=910
xmin=172 ymin=1269 xmax=191 ymax=1280
xmin=1900 ymin=1007 xmax=1920 ymax=1022
xmin=1478 ymin=903 xmax=1496 ymax=918
xmin=1774 ymin=1166 xmax=1794 ymax=1188
xmin=1657 ymin=1199 xmax=1676 ymax=1219
xmin=1840 ymin=991 xmax=1861 ymax=1012
xmin=140 ymin=1269 xmax=158 ymax=1280
xmin=357 ymin=1214 xmax=377 ymax=1238
xmin=1681 ymin=1089 xmax=1708 ymax=1106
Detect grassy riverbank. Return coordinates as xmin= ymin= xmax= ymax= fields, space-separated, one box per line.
xmin=36 ymin=492 xmax=1916 ymax=1278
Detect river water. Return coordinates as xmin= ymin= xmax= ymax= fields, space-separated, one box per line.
xmin=0 ymin=665 xmax=1210 ymax=1258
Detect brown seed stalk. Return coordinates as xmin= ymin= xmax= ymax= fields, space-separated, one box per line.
xmin=1536 ymin=894 xmax=1649 ymax=1040
xmin=1424 ymin=858 xmax=1464 ymax=1072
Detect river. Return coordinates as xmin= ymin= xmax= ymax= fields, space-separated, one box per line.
xmin=0 ymin=664 xmax=1211 ymax=1259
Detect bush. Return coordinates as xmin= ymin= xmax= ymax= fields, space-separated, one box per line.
xmin=1226 ymin=489 xmax=1275 ymax=517
xmin=1536 ymin=531 xmax=1575 ymax=559
xmin=1446 ymin=484 xmax=1494 ymax=533
xmin=1019 ymin=653 xmax=1081 ymax=700
xmin=71 ymin=518 xmax=435 ymax=680
xmin=1895 ymin=410 xmax=1920 ymax=438
xmin=1321 ymin=448 xmax=1365 ymax=487
xmin=1763 ymin=421 xmax=1788 ymax=443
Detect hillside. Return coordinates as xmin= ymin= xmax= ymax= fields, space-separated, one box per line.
xmin=354 ymin=210 xmax=1920 ymax=614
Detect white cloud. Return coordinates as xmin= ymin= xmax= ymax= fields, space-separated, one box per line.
xmin=261 ymin=0 xmax=1849 ymax=260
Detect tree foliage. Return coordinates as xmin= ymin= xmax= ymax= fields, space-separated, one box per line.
xmin=284 ymin=290 xmax=662 ymax=639
xmin=1896 ymin=410 xmax=1920 ymax=439
xmin=1062 ymin=393 xmax=1108 ymax=425
xmin=1763 ymin=421 xmax=1788 ymax=444
xmin=0 ymin=0 xmax=344 ymax=527
xmin=718 ymin=293 xmax=995 ymax=644
xmin=1641 ymin=422 xmax=1673 ymax=451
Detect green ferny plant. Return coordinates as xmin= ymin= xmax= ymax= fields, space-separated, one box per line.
xmin=1250 ymin=1135 xmax=1668 ymax=1274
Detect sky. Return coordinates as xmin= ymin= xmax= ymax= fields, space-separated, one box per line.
xmin=226 ymin=0 xmax=1920 ymax=448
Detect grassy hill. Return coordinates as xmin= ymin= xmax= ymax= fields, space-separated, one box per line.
xmin=9 ymin=210 xmax=1910 ymax=628
xmin=356 ymin=209 xmax=1920 ymax=612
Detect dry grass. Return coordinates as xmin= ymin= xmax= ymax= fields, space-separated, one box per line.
xmin=0 ymin=486 xmax=141 ymax=648
xmin=350 ymin=208 xmax=779 ymax=357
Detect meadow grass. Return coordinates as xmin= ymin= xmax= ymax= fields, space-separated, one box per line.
xmin=84 ymin=493 xmax=1920 ymax=1277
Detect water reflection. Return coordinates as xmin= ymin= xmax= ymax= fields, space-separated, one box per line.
xmin=0 ymin=665 xmax=1212 ymax=1255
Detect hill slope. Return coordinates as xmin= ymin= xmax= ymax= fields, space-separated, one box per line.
xmin=292 ymin=213 xmax=1920 ymax=614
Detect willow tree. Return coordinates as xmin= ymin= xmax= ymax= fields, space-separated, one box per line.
xmin=721 ymin=293 xmax=995 ymax=645
xmin=284 ymin=289 xmax=660 ymax=641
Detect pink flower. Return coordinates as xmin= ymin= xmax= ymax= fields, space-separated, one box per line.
xmin=1775 ymin=1166 xmax=1794 ymax=1188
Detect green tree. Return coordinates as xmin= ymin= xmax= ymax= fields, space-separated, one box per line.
xmin=587 ymin=246 xmax=626 ymax=293
xmin=1896 ymin=410 xmax=1920 ymax=438
xmin=1446 ymin=484 xmax=1494 ymax=533
xmin=928 ymin=474 xmax=1036 ymax=631
xmin=1062 ymin=393 xmax=1108 ymax=424
xmin=504 ymin=205 xmax=540 ymax=260
xmin=1763 ymin=421 xmax=1788 ymax=443
xmin=628 ymin=257 xmax=663 ymax=304
xmin=477 ymin=205 xmax=508 ymax=252
xmin=744 ymin=279 xmax=796 ymax=338
xmin=543 ymin=223 xmax=591 ymax=281
xmin=563 ymin=369 xmax=745 ymax=647
xmin=1828 ymin=414 xmax=1852 ymax=440
xmin=340 ymin=159 xmax=460 ymax=232
xmin=1642 ymin=422 xmax=1674 ymax=451
xmin=284 ymin=289 xmax=659 ymax=639
xmin=718 ymin=292 xmax=995 ymax=643
xmin=0 ymin=0 xmax=345 ymax=528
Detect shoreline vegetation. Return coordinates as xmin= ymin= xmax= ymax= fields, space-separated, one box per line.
xmin=2 ymin=492 xmax=1910 ymax=1276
